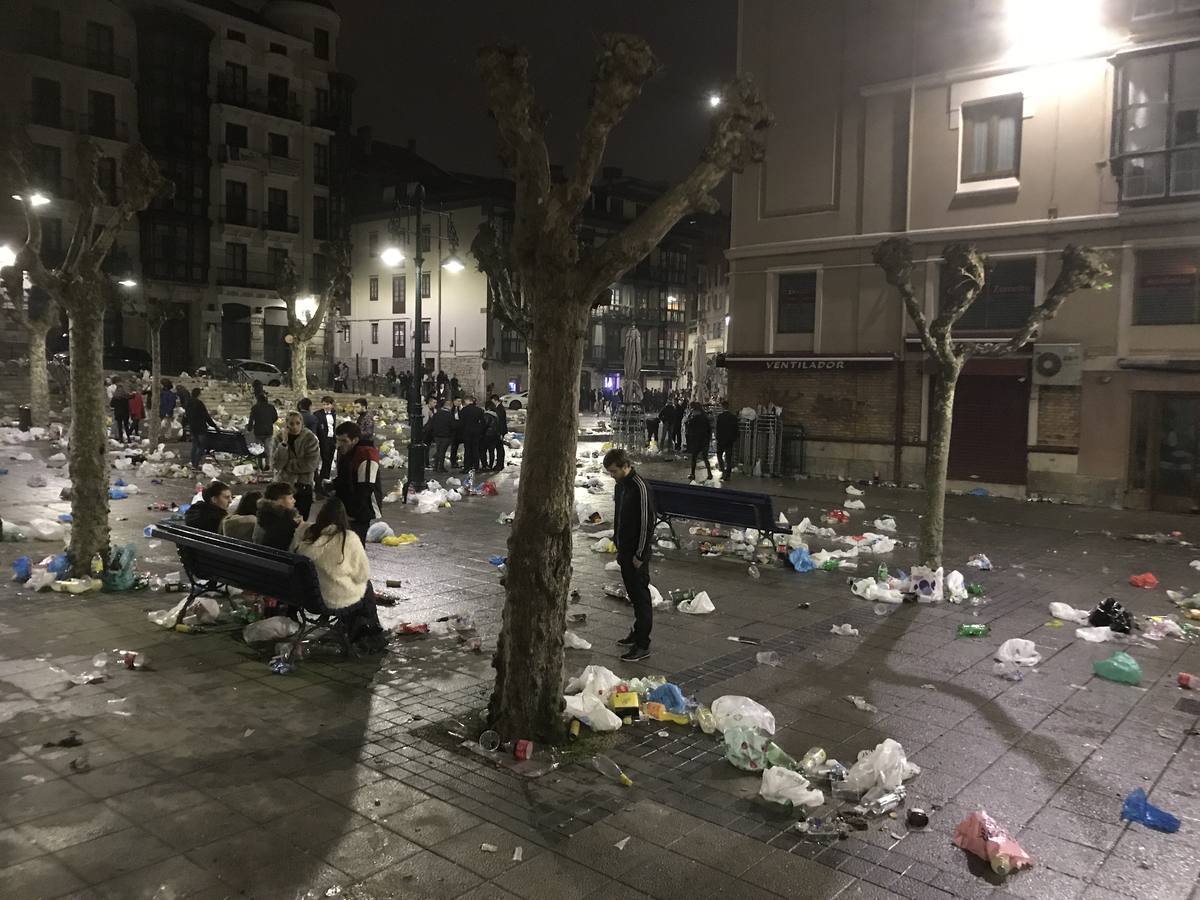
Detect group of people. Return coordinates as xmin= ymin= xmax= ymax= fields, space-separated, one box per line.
xmin=106 ymin=378 xmax=147 ymax=442
xmin=422 ymin=394 xmax=508 ymax=474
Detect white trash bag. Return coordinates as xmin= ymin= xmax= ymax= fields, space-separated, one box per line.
xmin=677 ymin=590 xmax=716 ymax=614
xmin=843 ymin=738 xmax=921 ymax=794
xmin=28 ymin=518 xmax=68 ymax=542
xmin=1075 ymin=626 xmax=1115 ymax=643
xmin=563 ymin=630 xmax=592 ymax=650
xmin=565 ymin=664 xmax=623 ymax=698
xmin=365 ymin=521 xmax=395 ymax=543
xmin=710 ymin=695 xmax=776 ymax=735
xmin=649 ymin=584 xmax=666 ymax=607
xmin=910 ymin=565 xmax=944 ymax=603
xmin=1049 ymin=602 xmax=1089 ymax=624
xmin=759 ymin=767 xmax=825 ymax=808
xmin=873 ymin=516 xmax=897 ymax=533
xmin=604 ymin=560 xmax=621 ymax=572
xmin=243 ymin=616 xmax=299 ymax=643
xmin=563 ymin=692 xmax=621 ymax=732
xmin=995 ymin=638 xmax=1040 ymax=666
xmin=945 ymin=570 xmax=968 ymax=604
xmin=844 ymin=499 xmax=866 ymax=510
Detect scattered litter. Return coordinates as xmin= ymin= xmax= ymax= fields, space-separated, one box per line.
xmin=365 ymin=521 xmax=395 ymax=543
xmin=711 ymin=695 xmax=776 ymax=734
xmin=42 ymin=731 xmax=82 ymax=748
xmin=593 ymin=755 xmax=633 ymax=786
xmin=957 ymin=624 xmax=990 ymax=637
xmin=1179 ymin=672 xmax=1196 ymax=690
xmin=1089 ymin=598 xmax=1132 ymax=633
xmin=844 ymin=695 xmax=877 ymax=713
xmin=1049 ymin=602 xmax=1089 ymax=624
xmin=243 ymin=728 xmax=255 ymax=738
xmin=907 ymin=808 xmax=929 ymax=829
xmin=1129 ymin=572 xmax=1159 ymax=590
xmin=830 ymin=623 xmax=860 ymax=637
xmin=952 ymin=810 xmax=1033 ymax=876
xmin=563 ymin=630 xmax=592 ymax=650
xmin=873 ymin=516 xmax=897 ymax=533
xmin=1093 ymin=651 xmax=1142 ymax=685
xmin=243 ymin=616 xmax=299 ymax=643
xmin=844 ymin=738 xmax=920 ymax=795
xmin=1075 ymin=626 xmax=1116 ymax=643
xmin=851 ymin=576 xmax=903 ymax=604
xmin=759 ymin=766 xmax=824 ymax=808
xmin=614 ymin=836 xmax=631 ymax=851
xmin=591 ymin=537 xmax=616 ymax=553
xmin=381 ymin=533 xmax=417 ymax=547
xmin=756 ymin=651 xmax=783 ymax=668
xmin=1122 ymin=788 xmax=1180 ymax=833
xmin=726 ymin=635 xmax=761 ymax=644
xmin=844 ymin=499 xmax=866 ymax=510
xmin=480 ymin=843 xmax=498 ymax=853
xmin=921 ymin=683 xmax=937 ymax=690
xmin=677 ymin=591 xmax=715 ymax=614
xmin=967 ymin=554 xmax=992 ymax=570
xmin=789 ymin=547 xmax=816 ymax=573
xmin=995 ymin=639 xmax=1041 ymax=667
xmin=512 ymin=847 xmax=523 ymax=862
xmin=1191 ymin=560 xmax=1200 ymax=572
xmin=845 ymin=485 xmax=863 ymax=496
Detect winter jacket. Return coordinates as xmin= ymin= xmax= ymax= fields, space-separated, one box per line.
xmin=685 ymin=412 xmax=712 ymax=452
xmin=159 ymin=389 xmax=177 ymax=419
xmin=220 ymin=513 xmax=257 ymax=542
xmin=294 ymin=525 xmax=370 ymax=609
xmin=459 ymin=403 xmax=485 ymax=437
xmin=612 ymin=467 xmax=655 ymax=563
xmin=110 ymin=388 xmax=130 ymax=417
xmin=333 ymin=437 xmax=383 ymax=525
xmin=186 ymin=397 xmax=216 ymax=434
xmin=272 ymin=428 xmax=321 ymax=486
xmin=184 ymin=500 xmax=226 ymax=533
xmin=483 ymin=408 xmax=499 ymax=438
xmin=248 ymin=399 xmax=278 ymax=438
xmin=253 ymin=498 xmax=300 ymax=550
xmin=128 ymin=391 xmax=145 ymax=420
xmin=424 ymin=408 xmax=454 ymax=441
xmin=356 ymin=410 xmax=375 ymax=439
xmin=715 ymin=411 xmax=739 ymax=447
xmin=300 ymin=410 xmax=319 ymax=436
xmin=493 ymin=403 xmax=508 ymax=436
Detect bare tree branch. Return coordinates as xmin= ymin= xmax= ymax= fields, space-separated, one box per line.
xmin=872 ymin=236 xmax=940 ymax=360
xmin=559 ymin=33 xmax=661 ymax=218
xmin=280 ymin=241 xmax=350 ymax=342
xmin=80 ymin=144 xmax=170 ymax=276
xmin=971 ymin=245 xmax=1111 ymax=357
xmin=62 ymin=141 xmax=102 ymax=272
xmin=934 ymin=243 xmax=986 ymax=334
xmin=583 ymin=75 xmax=771 ymax=295
xmin=471 ymin=220 xmax=530 ymax=337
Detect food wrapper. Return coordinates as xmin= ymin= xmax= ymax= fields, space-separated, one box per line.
xmin=952 ymin=810 xmax=1033 ymax=871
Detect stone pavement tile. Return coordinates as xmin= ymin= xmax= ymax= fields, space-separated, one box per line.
xmin=145 ymin=798 xmax=257 ymax=851
xmin=454 ymin=886 xmax=526 ymax=900
xmin=493 ymin=851 xmax=612 ymax=899
xmin=1093 ymin=847 xmax=1198 ymax=900
xmin=349 ymin=849 xmax=482 ymax=899
xmin=3 ymin=776 xmax=97 ymax=825
xmin=263 ymin=796 xmax=373 ymax=851
xmin=88 ymin=853 xmax=222 ymax=900
xmin=741 ymin=849 xmax=854 ymax=897
xmin=185 ymin=832 xmax=346 ymax=896
xmin=1013 ymin=828 xmax=1106 ymax=879
xmin=429 ymin=821 xmax=541 ymax=879
xmin=102 ymin=781 xmax=211 ymax=821
xmin=311 ymin=823 xmax=423 ymax=880
xmin=327 ymin=777 xmax=429 ymax=821
xmin=26 ymin=739 xmax=137 ymax=778
xmin=601 ymin=801 xmax=705 ymax=848
xmin=207 ymin=776 xmax=326 ymax=824
xmin=0 ymin=824 xmax=46 ymax=868
xmin=664 ymin=818 xmax=771 ymax=875
xmin=69 ymin=756 xmax=169 ymax=800
xmin=16 ymin=801 xmax=132 ymax=853
xmin=617 ymin=850 xmax=741 ymax=899
xmin=55 ymin=826 xmax=175 ymax=884
xmin=557 ymin=821 xmax=660 ymax=876
xmin=0 ymin=854 xmax=88 ymax=898
xmin=293 ymin=761 xmax=387 ymax=799
xmin=377 ymin=796 xmax=482 ymax=848
xmin=999 ymin=865 xmax=1087 ymax=900
xmin=1046 ymin=784 xmax=1122 ymax=822
xmin=1028 ymin=806 xmax=1125 ymax=852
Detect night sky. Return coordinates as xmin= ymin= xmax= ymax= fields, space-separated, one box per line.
xmin=335 ymin=0 xmax=738 ymax=188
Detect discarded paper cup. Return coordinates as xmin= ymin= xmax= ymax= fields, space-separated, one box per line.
xmin=1179 ymin=672 xmax=1196 ymax=690
xmin=514 ymin=739 xmax=534 ymax=760
xmin=478 ymin=730 xmax=501 ymax=752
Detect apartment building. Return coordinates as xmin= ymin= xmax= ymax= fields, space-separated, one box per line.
xmin=2 ymin=0 xmax=353 ymax=378
xmin=728 ymin=0 xmax=1200 ymax=511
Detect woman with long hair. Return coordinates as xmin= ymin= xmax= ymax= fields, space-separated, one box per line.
xmin=293 ymin=498 xmax=385 ymax=650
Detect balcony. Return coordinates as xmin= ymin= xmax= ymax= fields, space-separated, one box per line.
xmin=144 ymin=258 xmax=206 ymax=283
xmin=217 ymin=81 xmax=301 ymax=121
xmin=310 ymin=108 xmax=342 ymax=129
xmin=264 ymin=211 xmax=300 ymax=234
xmin=218 ymin=145 xmax=266 ymax=168
xmin=80 ymin=115 xmax=129 ymax=142
xmin=23 ymin=39 xmax=132 ymax=78
xmin=267 ymin=94 xmax=301 ymax=121
xmin=26 ymin=103 xmax=75 ymax=131
xmin=267 ymin=155 xmax=302 ymax=176
xmin=218 ymin=205 xmax=259 ymax=228
xmin=590 ymin=305 xmax=686 ymax=326
xmin=216 ymin=267 xmax=277 ymax=289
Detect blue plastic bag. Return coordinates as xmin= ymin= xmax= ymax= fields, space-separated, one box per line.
xmin=1122 ymin=788 xmax=1180 ymax=833
xmin=647 ymin=683 xmax=687 ymax=714
xmin=109 ymin=488 xmax=128 ymax=500
xmin=57 ymin=514 xmax=72 ymax=524
xmin=12 ymin=556 xmax=31 ymax=583
xmin=113 ymin=478 xmax=127 ymax=487
xmin=47 ymin=553 xmax=71 ymax=579
xmin=789 ymin=547 xmax=816 ymax=573
xmin=488 ymin=555 xmax=507 ymax=567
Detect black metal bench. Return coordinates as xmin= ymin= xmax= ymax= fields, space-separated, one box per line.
xmin=149 ymin=523 xmax=348 ymax=653
xmin=201 ymin=428 xmax=251 ymax=458
xmin=645 ymin=478 xmax=790 ymax=547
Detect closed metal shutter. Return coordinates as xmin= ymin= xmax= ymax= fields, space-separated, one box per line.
xmin=946 ymin=372 xmax=1030 ymax=484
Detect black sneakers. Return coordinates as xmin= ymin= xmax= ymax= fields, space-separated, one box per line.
xmin=616 ymin=633 xmax=636 ymax=646
xmin=620 ymin=646 xmax=650 ymax=662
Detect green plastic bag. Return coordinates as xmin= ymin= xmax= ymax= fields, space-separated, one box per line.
xmin=101 ymin=543 xmax=138 ymax=592
xmin=1093 ymin=651 xmax=1142 ymax=685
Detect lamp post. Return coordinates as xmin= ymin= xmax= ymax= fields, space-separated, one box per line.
xmin=407 ymin=184 xmax=428 ymax=495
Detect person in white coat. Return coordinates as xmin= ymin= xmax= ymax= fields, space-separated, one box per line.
xmin=293 ymin=498 xmax=385 ymax=651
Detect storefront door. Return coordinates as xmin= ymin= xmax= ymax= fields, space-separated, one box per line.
xmin=946 ymin=370 xmax=1030 ymax=484
xmin=1135 ymin=393 xmax=1200 ymax=512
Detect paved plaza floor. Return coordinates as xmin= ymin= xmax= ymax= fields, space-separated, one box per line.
xmin=1 ymin=434 xmax=1198 ymax=899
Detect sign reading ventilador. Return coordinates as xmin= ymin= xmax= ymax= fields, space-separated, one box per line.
xmin=720 ymin=354 xmax=895 ymax=372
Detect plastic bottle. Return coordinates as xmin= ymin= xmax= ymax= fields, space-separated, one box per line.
xmin=748 ymin=564 xmax=760 ymax=579
xmin=465 ymin=470 xmax=475 ymax=494
xmin=593 ymin=755 xmax=634 ymax=786
xmin=693 ymin=706 xmax=717 ymax=734
xmin=764 ymin=742 xmax=798 ymax=770
xmin=877 ymin=563 xmax=888 ymax=582
xmin=799 ymin=747 xmax=827 ymax=775
xmin=957 ymin=624 xmax=990 ymax=637
xmin=990 ymin=853 xmax=1012 ymax=876
xmin=90 ymin=553 xmax=104 ymax=574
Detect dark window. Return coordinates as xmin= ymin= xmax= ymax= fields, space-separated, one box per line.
xmin=501 ymin=328 xmax=526 ymax=359
xmin=97 ymin=157 xmax=117 ymax=204
xmin=370 ymin=322 xmax=379 ymax=345
xmin=776 ymin=272 xmax=817 ymax=334
xmin=312 ymin=252 xmax=328 ymax=291
xmin=41 ymin=218 xmax=63 ymax=259
xmin=313 ymin=27 xmax=330 ymax=60
xmin=420 ymin=320 xmax=431 ymax=343
xmin=267 ymin=74 xmax=290 ymax=116
xmin=420 ymin=223 xmax=432 ymax=253
xmin=223 ymin=62 xmax=247 ymax=102
xmin=30 ymin=6 xmax=61 ymax=56
xmin=315 ymin=87 xmax=330 ymax=114
xmin=961 ymin=94 xmax=1022 ymax=182
xmin=420 ymin=272 xmax=431 ymax=298
xmin=369 ymin=276 xmax=378 ymax=302
xmin=31 ymin=144 xmax=61 ymax=192
xmin=224 ymin=180 xmax=247 ymax=224
xmin=1114 ymin=47 xmax=1200 ymax=200
xmin=392 ymin=275 xmax=406 ymax=313
xmin=31 ymin=77 xmax=61 ymax=127
xmin=87 ymin=90 xmax=116 ymax=139
xmin=392 ymin=321 xmax=406 ymax=357
xmin=226 ymin=28 xmax=246 ymax=42
xmin=268 ymin=188 xmax=288 ymax=217
xmin=268 ymin=247 xmax=288 ymax=280
xmin=313 ymin=195 xmax=328 ymax=240
xmin=368 ymin=231 xmax=379 ymax=256
xmin=313 ymin=143 xmax=329 ymax=185
xmin=268 ymin=132 xmax=289 ymax=158
xmin=941 ymin=257 xmax=1036 ymax=331
xmin=1133 ymin=247 xmax=1200 ymax=325
xmin=269 ymin=42 xmax=287 ymax=56
xmin=224 ymin=122 xmax=248 ymax=148
xmin=224 ymin=241 xmax=247 ymax=274
xmin=85 ymin=21 xmax=114 ymax=72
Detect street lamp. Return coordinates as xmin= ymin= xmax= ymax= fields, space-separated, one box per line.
xmin=11 ymin=192 xmax=50 ymax=207
xmin=707 ymin=93 xmax=722 ymax=109
xmin=441 ymin=252 xmax=465 ymax=274
xmin=0 ymin=244 xmax=16 ymax=268
xmin=380 ymin=246 xmax=404 ymax=267
xmin=118 ymin=278 xmax=137 ymax=288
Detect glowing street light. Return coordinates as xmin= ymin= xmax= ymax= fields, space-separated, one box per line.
xmin=295 ymin=294 xmax=318 ymax=324
xmin=11 ymin=192 xmax=51 ymax=207
xmin=441 ymin=252 xmax=465 ymax=274
xmin=707 ymin=93 xmax=722 ymax=109
xmin=0 ymin=244 xmax=16 ymax=268
xmin=117 ymin=278 xmax=137 ymax=288
xmin=1003 ymin=0 xmax=1111 ymax=65
xmin=380 ymin=246 xmax=404 ymax=267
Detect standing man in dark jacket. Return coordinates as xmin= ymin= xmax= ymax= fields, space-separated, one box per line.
xmin=489 ymin=394 xmax=508 ymax=471
xmin=315 ymin=397 xmax=338 ymax=484
xmin=247 ymin=393 xmax=278 ymax=469
xmin=354 ymin=398 xmax=375 ymax=442
xmin=685 ymin=403 xmax=713 ymax=482
xmin=458 ymin=396 xmax=485 ymax=472
xmin=333 ymin=422 xmax=382 ymax=543
xmin=423 ymin=400 xmax=455 ymax=472
xmin=604 ymin=448 xmax=655 ymax=661
xmin=448 ymin=398 xmax=464 ymax=470
xmin=715 ymin=403 xmax=739 ymax=482
xmin=186 ymin=388 xmax=218 ymax=469
xmin=297 ymin=397 xmax=319 ymax=435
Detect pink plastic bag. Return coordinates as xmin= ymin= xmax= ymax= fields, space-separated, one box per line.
xmin=952 ymin=810 xmax=1033 ymax=876
xmin=1129 ymin=572 xmax=1158 ymax=589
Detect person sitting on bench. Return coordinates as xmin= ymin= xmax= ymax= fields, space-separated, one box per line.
xmin=220 ymin=491 xmax=262 ymax=541
xmin=254 ymin=482 xmax=303 ymax=551
xmin=185 ymin=481 xmax=232 ymax=532
xmin=294 ymin=497 xmax=386 ymax=652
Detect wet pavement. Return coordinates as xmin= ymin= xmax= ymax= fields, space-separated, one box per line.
xmin=1 ymin=429 xmax=1199 ymax=900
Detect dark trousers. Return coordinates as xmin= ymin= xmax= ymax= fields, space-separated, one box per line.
xmin=450 ymin=436 xmax=462 ymax=469
xmin=350 ymin=518 xmax=369 ymax=545
xmin=491 ymin=437 xmax=505 ymax=471
xmin=619 ymin=555 xmax=652 ymax=648
xmin=669 ymin=424 xmax=681 ymax=450
xmin=717 ymin=444 xmax=734 ymax=478
xmin=433 ymin=437 xmax=451 ymax=472
xmin=190 ymin=434 xmax=208 ymax=467
xmin=115 ymin=413 xmax=131 ymax=441
xmin=319 ymin=439 xmax=335 ymax=481
xmin=690 ymin=447 xmax=712 ymax=480
xmin=294 ymin=483 xmax=313 ymax=519
xmin=463 ymin=435 xmax=481 ymax=471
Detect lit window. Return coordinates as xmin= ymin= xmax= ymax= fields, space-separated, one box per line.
xmin=1114 ymin=47 xmax=1200 ymax=200
xmin=1133 ymin=248 xmax=1200 ymax=325
xmin=961 ymin=95 xmax=1022 ymax=183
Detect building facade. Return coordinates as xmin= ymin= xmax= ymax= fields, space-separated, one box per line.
xmin=728 ymin=0 xmax=1200 ymax=511
xmin=2 ymin=0 xmax=353 ymax=379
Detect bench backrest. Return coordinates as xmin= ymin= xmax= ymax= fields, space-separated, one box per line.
xmin=645 ymin=479 xmax=781 ymax=532
xmin=150 ymin=523 xmax=321 ymax=604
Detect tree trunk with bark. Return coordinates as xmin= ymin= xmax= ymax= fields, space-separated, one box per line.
xmin=147 ymin=325 xmax=162 ymax=447
xmin=921 ymin=363 xmax=960 ymax=567
xmin=489 ymin=296 xmax=589 ymax=740
xmin=27 ymin=322 xmax=51 ymax=429
xmin=66 ymin=295 xmax=111 ymax=573
xmin=291 ymin=337 xmax=310 ymax=396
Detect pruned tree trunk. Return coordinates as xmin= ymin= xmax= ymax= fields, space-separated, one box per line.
xmin=66 ymin=296 xmax=111 ymax=574
xmin=148 ymin=324 xmax=162 ymax=447
xmin=490 ymin=296 xmax=590 ymax=741
xmin=27 ymin=322 xmax=51 ymax=429
xmin=291 ymin=337 xmax=310 ymax=395
xmin=922 ymin=364 xmax=960 ymax=567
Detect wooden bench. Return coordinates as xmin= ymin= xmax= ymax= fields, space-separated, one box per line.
xmin=149 ymin=523 xmax=349 ymax=654
xmin=645 ymin=478 xmax=790 ymax=548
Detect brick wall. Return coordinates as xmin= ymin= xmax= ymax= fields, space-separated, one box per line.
xmin=1036 ymin=384 xmax=1081 ymax=449
xmin=728 ymin=367 xmax=901 ymax=442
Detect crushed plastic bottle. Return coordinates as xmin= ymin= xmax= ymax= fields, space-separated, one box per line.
xmin=692 ymin=706 xmax=717 ymax=734
xmin=957 ymin=624 xmax=990 ymax=637
xmin=748 ymin=564 xmax=760 ymax=579
xmin=993 ymin=661 xmax=1023 ymax=682
xmin=799 ymin=747 xmax=827 ymax=775
xmin=756 ymin=651 xmax=783 ymax=668
xmin=593 ymin=754 xmax=634 ymax=786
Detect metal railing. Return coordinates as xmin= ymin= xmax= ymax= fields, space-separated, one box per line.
xmin=219 ymin=145 xmax=265 ymax=166
xmin=24 ymin=39 xmax=132 ymax=77
xmin=215 ymin=267 xmax=278 ymax=289
xmin=218 ymin=205 xmax=260 ymax=227
xmin=80 ymin=115 xmax=129 ymax=142
xmin=217 ymin=82 xmax=301 ymax=121
xmin=267 ymin=154 xmax=301 ymax=176
xmin=26 ymin=103 xmax=75 ymax=130
xmin=264 ymin=212 xmax=299 ymax=233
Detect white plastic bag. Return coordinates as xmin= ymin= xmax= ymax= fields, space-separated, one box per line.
xmin=945 ymin=570 xmax=968 ymax=604
xmin=850 ymin=577 xmax=903 ymax=604
xmin=27 ymin=569 xmax=57 ymax=591
xmin=844 ymin=498 xmax=866 ymax=510
xmin=995 ymin=638 xmax=1040 ymax=666
xmin=562 ymin=692 xmax=621 ymax=732
xmin=592 ymin=537 xmax=616 ymax=553
xmin=710 ymin=695 xmax=776 ymax=735
xmin=649 ymin=584 xmax=666 ymax=607
xmin=844 ymin=738 xmax=921 ymax=794
xmin=243 ymin=616 xmax=299 ymax=643
xmin=365 ymin=521 xmax=395 ymax=543
xmin=1049 ymin=602 xmax=1089 ymax=624
xmin=830 ymin=623 xmax=860 ymax=636
xmin=1075 ymin=626 xmax=1115 ymax=643
xmin=28 ymin=518 xmax=67 ymax=541
xmin=563 ymin=630 xmax=592 ymax=650
xmin=232 ymin=463 xmax=255 ymax=477
xmin=201 ymin=463 xmax=220 ymax=479
xmin=604 ymin=560 xmax=621 ymax=572
xmin=759 ymin=767 xmax=824 ymax=808
xmin=565 ymin=664 xmax=622 ymax=698
xmin=873 ymin=516 xmax=897 ymax=533
xmin=677 ymin=590 xmax=715 ymax=614
xmin=910 ymin=565 xmax=943 ymax=603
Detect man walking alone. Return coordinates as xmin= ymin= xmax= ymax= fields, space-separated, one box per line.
xmin=604 ymin=448 xmax=655 ymax=662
